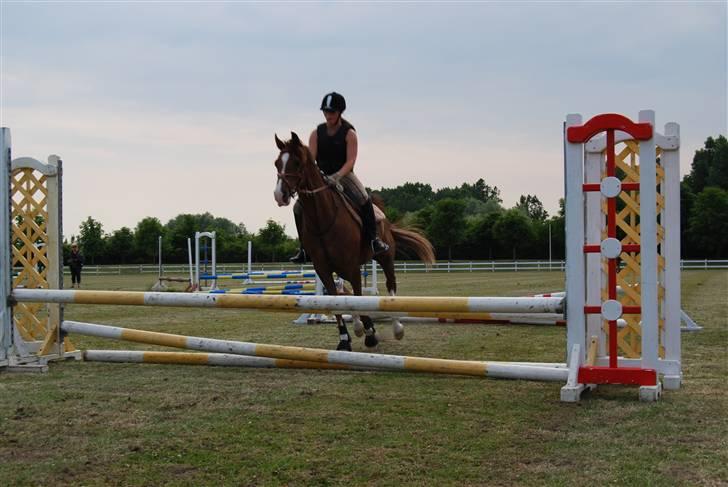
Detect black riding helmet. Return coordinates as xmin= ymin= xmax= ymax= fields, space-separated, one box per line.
xmin=320 ymin=92 xmax=346 ymax=113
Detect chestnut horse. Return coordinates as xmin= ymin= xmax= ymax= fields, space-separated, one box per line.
xmin=274 ymin=132 xmax=435 ymax=351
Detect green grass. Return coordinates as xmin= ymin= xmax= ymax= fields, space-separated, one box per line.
xmin=1 ymin=271 xmax=726 ymax=486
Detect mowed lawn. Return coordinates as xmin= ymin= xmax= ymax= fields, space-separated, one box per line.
xmin=1 ymin=270 xmax=726 ymax=486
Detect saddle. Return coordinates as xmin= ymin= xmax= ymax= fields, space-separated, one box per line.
xmin=331 ymin=185 xmax=385 ymax=228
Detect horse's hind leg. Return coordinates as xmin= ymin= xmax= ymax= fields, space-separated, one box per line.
xmin=378 ymin=253 xmax=404 ymax=340
xmin=318 ymin=271 xmax=352 ymax=351
xmin=350 ymin=272 xmax=378 ymax=348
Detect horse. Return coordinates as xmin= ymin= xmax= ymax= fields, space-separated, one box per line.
xmin=273 ymin=132 xmax=435 ymax=351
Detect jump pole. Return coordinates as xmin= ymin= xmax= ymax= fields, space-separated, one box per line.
xmin=83 ymin=350 xmax=355 ymax=370
xmin=12 ymin=289 xmax=564 ymax=315
xmin=84 ymin=350 xmax=568 ymax=371
xmin=63 ymin=321 xmax=569 ymax=381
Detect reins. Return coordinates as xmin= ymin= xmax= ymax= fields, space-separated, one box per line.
xmin=277 ymin=150 xmax=341 ymax=237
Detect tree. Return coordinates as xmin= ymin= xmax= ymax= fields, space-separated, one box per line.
xmin=107 ymin=227 xmax=135 ymax=264
xmin=462 ymin=211 xmax=502 ymax=259
xmin=687 ymin=187 xmax=728 ymax=258
xmin=135 ymin=217 xmax=164 ymax=263
xmin=493 ymin=208 xmax=535 ymax=260
xmin=255 ymin=219 xmax=290 ymax=262
xmin=516 ymin=195 xmax=548 ymax=221
xmin=683 ymin=135 xmax=728 ymax=194
xmin=468 ymin=178 xmax=502 ymax=204
xmin=378 ymin=182 xmax=435 ymax=213
xmin=427 ymin=199 xmax=466 ymax=261
xmin=78 ymin=217 xmax=105 ymax=264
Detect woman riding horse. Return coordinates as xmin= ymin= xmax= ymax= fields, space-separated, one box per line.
xmin=287 ymin=92 xmax=389 ymax=264
xmin=273 ymin=94 xmax=434 ymax=351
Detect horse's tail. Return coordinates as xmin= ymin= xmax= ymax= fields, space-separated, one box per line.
xmin=390 ymin=223 xmax=436 ymax=266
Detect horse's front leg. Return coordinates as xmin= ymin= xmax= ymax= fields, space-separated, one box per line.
xmin=349 ymin=271 xmax=378 ymax=349
xmin=317 ymin=272 xmax=352 ymax=351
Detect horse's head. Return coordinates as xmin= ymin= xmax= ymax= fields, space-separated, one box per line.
xmin=273 ymin=132 xmax=311 ymax=207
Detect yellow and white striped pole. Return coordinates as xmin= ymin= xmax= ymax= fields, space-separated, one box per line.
xmin=83 ymin=350 xmax=353 ymax=370
xmin=62 ymin=321 xmax=569 ymax=381
xmin=13 ymin=289 xmax=564 ymax=315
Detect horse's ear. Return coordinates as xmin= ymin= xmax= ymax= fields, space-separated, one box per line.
xmin=290 ymin=132 xmax=302 ymax=147
xmin=275 ymin=134 xmax=286 ymax=151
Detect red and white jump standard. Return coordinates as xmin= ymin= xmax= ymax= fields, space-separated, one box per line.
xmin=561 ymin=110 xmax=681 ymax=401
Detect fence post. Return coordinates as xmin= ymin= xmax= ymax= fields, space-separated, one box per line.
xmin=705 ymin=259 xmax=708 ymax=270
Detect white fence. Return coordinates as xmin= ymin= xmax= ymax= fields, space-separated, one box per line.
xmin=21 ymin=259 xmax=726 ymax=276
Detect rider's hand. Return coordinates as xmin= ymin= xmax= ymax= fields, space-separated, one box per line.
xmin=324 ymin=174 xmax=343 ymax=192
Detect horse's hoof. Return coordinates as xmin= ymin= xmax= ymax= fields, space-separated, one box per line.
xmin=364 ymin=334 xmax=379 ymax=348
xmin=393 ymin=320 xmax=405 ymax=340
xmin=353 ymin=318 xmax=364 ymax=337
xmin=336 ymin=340 xmax=352 ymax=351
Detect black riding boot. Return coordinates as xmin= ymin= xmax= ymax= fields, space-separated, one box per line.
xmin=362 ymin=199 xmax=389 ymax=255
xmin=289 ymin=202 xmax=307 ymax=264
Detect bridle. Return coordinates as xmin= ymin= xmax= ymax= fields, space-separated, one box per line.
xmin=276 ymin=147 xmax=341 ymax=237
xmin=276 ymin=150 xmax=329 ymax=196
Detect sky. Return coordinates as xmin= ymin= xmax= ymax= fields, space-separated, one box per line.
xmin=1 ymin=1 xmax=726 ymax=239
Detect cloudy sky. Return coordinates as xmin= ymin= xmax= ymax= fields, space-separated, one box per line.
xmin=2 ymin=1 xmax=726 ymax=239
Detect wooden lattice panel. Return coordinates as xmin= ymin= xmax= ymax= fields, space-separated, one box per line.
xmin=600 ymin=141 xmax=666 ymax=359
xmin=11 ymin=168 xmax=51 ymax=341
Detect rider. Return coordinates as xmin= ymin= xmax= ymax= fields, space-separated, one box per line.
xmin=289 ymin=92 xmax=390 ymax=263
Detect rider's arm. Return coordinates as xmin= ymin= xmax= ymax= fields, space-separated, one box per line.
xmin=308 ymin=130 xmax=318 ymax=161
xmin=334 ymin=129 xmax=358 ymax=180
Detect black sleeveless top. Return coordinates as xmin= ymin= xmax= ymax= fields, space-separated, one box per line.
xmin=316 ymin=119 xmax=354 ymax=175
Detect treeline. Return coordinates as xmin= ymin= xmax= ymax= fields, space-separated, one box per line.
xmin=67 ymin=214 xmax=297 ymax=265
xmin=680 ymin=135 xmax=728 ymax=258
xmin=375 ymin=180 xmax=562 ymax=261
xmin=65 ymin=135 xmax=727 ymax=264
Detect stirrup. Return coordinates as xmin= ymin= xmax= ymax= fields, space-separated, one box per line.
xmin=371 ymin=238 xmax=389 ymax=255
xmin=289 ymin=249 xmax=306 ymax=264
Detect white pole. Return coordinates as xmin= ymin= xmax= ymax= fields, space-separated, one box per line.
xmin=564 ymin=114 xmax=586 ymax=365
xmin=211 ymin=231 xmax=217 ymax=291
xmin=187 ymin=238 xmax=193 ymax=286
xmin=372 ymin=260 xmax=378 ymax=295
xmin=158 ymin=235 xmax=163 ymax=279
xmin=638 ymin=110 xmax=659 ymax=371
xmin=662 ymin=121 xmax=682 ymax=389
xmin=0 ymin=128 xmax=12 ymax=365
xmin=247 ymin=240 xmax=252 ymax=277
xmin=194 ymin=232 xmax=200 ymax=290
xmin=548 ymin=223 xmax=552 ymax=269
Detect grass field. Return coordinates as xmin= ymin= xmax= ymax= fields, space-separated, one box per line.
xmin=1 ymin=270 xmax=726 ymax=486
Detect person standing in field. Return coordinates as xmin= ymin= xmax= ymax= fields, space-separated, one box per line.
xmin=68 ymin=242 xmax=84 ymax=289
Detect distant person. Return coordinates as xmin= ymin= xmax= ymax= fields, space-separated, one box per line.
xmin=289 ymin=92 xmax=389 ymax=263
xmin=68 ymin=243 xmax=84 ymax=289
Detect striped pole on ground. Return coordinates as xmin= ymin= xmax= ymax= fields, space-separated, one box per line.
xmin=13 ymin=289 xmax=564 ymax=315
xmin=62 ymin=320 xmax=569 ymax=381
xmin=83 ymin=350 xmax=353 ymax=370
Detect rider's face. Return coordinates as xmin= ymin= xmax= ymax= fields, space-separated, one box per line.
xmin=323 ymin=110 xmax=340 ymax=126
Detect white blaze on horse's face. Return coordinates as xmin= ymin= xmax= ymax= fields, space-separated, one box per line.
xmin=274 ymin=152 xmax=291 ymax=207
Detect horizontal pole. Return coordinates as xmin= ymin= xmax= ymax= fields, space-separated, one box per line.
xmin=83 ymin=350 xmax=354 ymax=370
xmin=398 ymin=314 xmax=565 ymax=326
xmin=13 ymin=289 xmax=564 ymax=315
xmin=62 ymin=321 xmax=569 ymax=381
